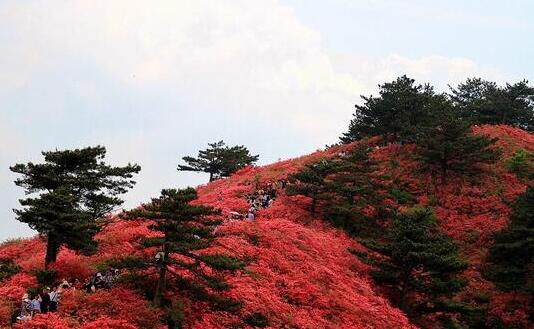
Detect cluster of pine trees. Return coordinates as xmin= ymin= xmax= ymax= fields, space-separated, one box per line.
xmin=287 ymin=76 xmax=533 ymax=327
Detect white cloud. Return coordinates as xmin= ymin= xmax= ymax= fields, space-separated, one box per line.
xmin=0 ymin=0 xmax=509 ymax=240
xmin=0 ymin=0 xmax=366 ymax=140
xmin=333 ymin=53 xmax=505 ymax=94
xmin=1 ymin=1 xmax=506 ymax=135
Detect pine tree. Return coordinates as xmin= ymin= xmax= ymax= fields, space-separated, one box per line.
xmin=324 ymin=146 xmax=386 ymax=237
xmin=123 ymin=188 xmax=242 ymax=308
xmin=286 ymin=159 xmax=336 ymax=215
xmin=450 ymin=78 xmax=534 ymax=131
xmin=484 ymin=186 xmax=534 ymax=293
xmin=417 ymin=96 xmax=501 ymax=185
xmin=340 ymin=75 xmax=435 ymax=143
xmin=178 ymin=141 xmax=259 ymax=181
xmin=357 ymin=207 xmax=468 ymax=316
xmin=287 ymin=146 xmax=385 ymax=237
xmin=10 ymin=146 xmax=140 ymax=268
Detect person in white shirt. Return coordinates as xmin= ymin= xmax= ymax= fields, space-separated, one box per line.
xmin=48 ymin=286 xmax=59 ymax=312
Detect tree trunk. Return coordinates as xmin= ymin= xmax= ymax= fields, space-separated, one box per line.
xmin=153 ymin=251 xmax=168 ymax=307
xmin=440 ymin=158 xmax=448 ymax=186
xmin=311 ymin=197 xmax=317 ymax=215
xmin=45 ymin=234 xmax=59 ymax=269
xmin=209 ymin=172 xmax=214 ymax=182
xmin=398 ymin=271 xmax=411 ymax=316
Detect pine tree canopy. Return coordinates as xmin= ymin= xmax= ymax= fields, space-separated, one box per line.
xmin=416 ymin=96 xmax=501 ymax=184
xmin=287 ymin=146 xmax=386 ymax=237
xmin=177 ymin=141 xmax=259 ymax=182
xmin=484 ymin=186 xmax=534 ymax=293
xmin=122 ymin=188 xmax=242 ymax=308
xmin=450 ymin=78 xmax=534 ymax=131
xmin=10 ymin=146 xmax=141 ymax=267
xmin=125 ymin=188 xmax=222 ymax=255
xmin=358 ymin=207 xmax=468 ymax=316
xmin=286 ymin=158 xmax=337 ymax=215
xmin=340 ymin=75 xmax=435 ymax=143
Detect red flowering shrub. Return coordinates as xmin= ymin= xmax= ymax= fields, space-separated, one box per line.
xmin=0 ymin=300 xmax=13 ymax=326
xmin=81 ymin=317 xmax=140 ymax=329
xmin=487 ymin=293 xmax=532 ymax=329
xmin=59 ymin=288 xmax=160 ymax=329
xmin=14 ymin=313 xmax=72 ymax=329
xmin=0 ymin=273 xmax=37 ymax=300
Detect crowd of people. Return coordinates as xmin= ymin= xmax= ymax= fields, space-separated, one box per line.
xmin=13 ymin=279 xmax=72 ymax=323
xmin=12 ymin=269 xmax=120 ymax=324
xmin=226 ymin=181 xmax=285 ymax=222
xmin=244 ymin=180 xmax=286 ymax=221
xmin=83 ymin=269 xmax=120 ymax=293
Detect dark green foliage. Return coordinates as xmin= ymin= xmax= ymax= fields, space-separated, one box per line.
xmin=0 ymin=260 xmax=21 ymax=281
xmin=244 ymin=312 xmax=269 ymax=327
xmin=174 ymin=276 xmax=242 ymax=313
xmin=484 ymin=186 xmax=534 ymax=293
xmin=10 ymin=146 xmax=140 ymax=268
xmin=199 ymin=254 xmax=245 ymax=271
xmin=388 ymin=188 xmax=416 ymax=205
xmin=450 ymin=78 xmax=534 ymax=131
xmin=286 ymin=159 xmax=337 ymax=215
xmin=123 ymin=188 xmax=242 ymax=309
xmin=164 ymin=302 xmax=185 ymax=329
xmin=505 ymin=148 xmax=534 ymax=179
xmin=105 ymin=255 xmax=149 ymax=270
xmin=340 ymin=75 xmax=435 ymax=143
xmin=117 ymin=272 xmax=156 ymax=300
xmin=323 ymin=146 xmax=387 ymax=237
xmin=416 ymin=96 xmax=501 ymax=184
xmin=33 ymin=269 xmax=58 ymax=286
xmin=438 ymin=301 xmax=489 ymax=329
xmin=178 ymin=141 xmax=259 ymax=181
xmin=288 ymin=146 xmax=386 ymax=237
xmin=357 ymin=207 xmax=468 ymax=317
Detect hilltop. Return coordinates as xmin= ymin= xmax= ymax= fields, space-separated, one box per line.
xmin=0 ymin=125 xmax=533 ymax=329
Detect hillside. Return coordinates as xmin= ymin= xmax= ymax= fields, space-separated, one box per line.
xmin=1 ymin=125 xmax=533 ymax=329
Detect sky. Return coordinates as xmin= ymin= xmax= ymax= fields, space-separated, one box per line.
xmin=1 ymin=0 xmax=532 ymax=240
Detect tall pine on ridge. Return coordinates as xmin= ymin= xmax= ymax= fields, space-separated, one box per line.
xmin=416 ymin=96 xmax=501 ymax=185
xmin=178 ymin=141 xmax=259 ymax=182
xmin=340 ymin=75 xmax=435 ymax=143
xmin=10 ymin=146 xmax=140 ymax=268
xmin=450 ymin=78 xmax=534 ymax=131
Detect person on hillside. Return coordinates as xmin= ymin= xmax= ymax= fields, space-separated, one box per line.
xmin=247 ymin=206 xmax=256 ymax=221
xmin=30 ymin=294 xmax=41 ymax=316
xmin=39 ymin=288 xmax=51 ymax=313
xmin=60 ymin=279 xmax=71 ymax=289
xmin=262 ymin=194 xmax=270 ymax=208
xmin=17 ymin=293 xmax=32 ymax=321
xmin=103 ymin=270 xmax=115 ymax=288
xmin=48 ymin=286 xmax=59 ymax=312
xmin=85 ymin=275 xmax=97 ymax=293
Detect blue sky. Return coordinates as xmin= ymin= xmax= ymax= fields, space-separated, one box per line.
xmin=1 ymin=0 xmax=532 ymax=240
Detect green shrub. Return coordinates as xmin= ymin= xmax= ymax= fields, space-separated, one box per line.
xmin=244 ymin=312 xmax=269 ymax=327
xmin=33 ymin=269 xmax=58 ymax=285
xmin=0 ymin=260 xmax=21 ymax=281
xmin=388 ymin=188 xmax=416 ymax=205
xmin=505 ymin=148 xmax=534 ymax=178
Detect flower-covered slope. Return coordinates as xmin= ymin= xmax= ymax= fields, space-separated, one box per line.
xmin=1 ymin=125 xmax=532 ymax=328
